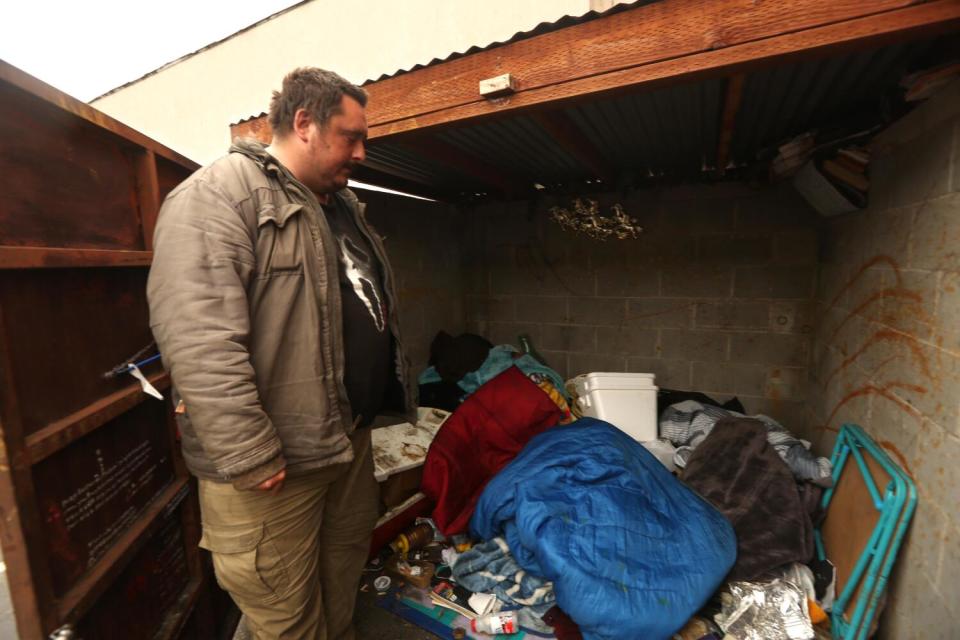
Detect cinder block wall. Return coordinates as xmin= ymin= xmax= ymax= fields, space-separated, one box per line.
xmin=807 ymin=81 xmax=960 ymax=638
xmin=358 ymin=189 xmax=464 ymax=376
xmin=461 ymin=183 xmax=820 ymax=429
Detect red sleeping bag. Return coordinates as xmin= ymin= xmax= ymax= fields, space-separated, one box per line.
xmin=421 ymin=366 xmax=563 ymax=535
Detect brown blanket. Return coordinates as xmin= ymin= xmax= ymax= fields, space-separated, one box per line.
xmin=681 ymin=418 xmax=816 ymax=581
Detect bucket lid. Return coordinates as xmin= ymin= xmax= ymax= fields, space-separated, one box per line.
xmin=573 ymin=372 xmax=657 ymax=393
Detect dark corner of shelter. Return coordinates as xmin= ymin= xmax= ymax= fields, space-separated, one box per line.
xmin=1 ymin=1 xmax=959 ymax=639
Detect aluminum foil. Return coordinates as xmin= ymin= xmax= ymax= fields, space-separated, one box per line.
xmin=715 ymin=577 xmax=814 ymax=640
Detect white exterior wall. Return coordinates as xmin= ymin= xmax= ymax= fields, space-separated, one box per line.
xmin=91 ymin=0 xmax=588 ymax=164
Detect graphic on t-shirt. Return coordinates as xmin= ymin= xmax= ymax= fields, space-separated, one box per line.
xmin=338 ymin=236 xmax=386 ymax=332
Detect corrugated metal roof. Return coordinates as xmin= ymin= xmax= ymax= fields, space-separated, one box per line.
xmin=365 ymin=1 xmax=659 ymax=84
xmin=362 ymin=37 xmax=942 ymax=200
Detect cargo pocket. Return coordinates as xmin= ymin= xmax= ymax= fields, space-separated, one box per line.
xmin=199 ymin=522 xmax=291 ymax=604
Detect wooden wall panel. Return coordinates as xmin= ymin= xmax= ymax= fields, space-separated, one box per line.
xmin=32 ymin=399 xmax=175 ymax=596
xmin=0 ymin=267 xmax=159 ymax=436
xmin=0 ymin=60 xmax=217 ymax=639
xmin=74 ymin=504 xmax=189 ymax=639
xmin=0 ymin=85 xmax=144 ymax=251
xmin=156 ymin=155 xmax=194 ymax=204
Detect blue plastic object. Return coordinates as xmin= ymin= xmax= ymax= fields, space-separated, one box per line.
xmin=814 ymin=424 xmax=917 ymax=640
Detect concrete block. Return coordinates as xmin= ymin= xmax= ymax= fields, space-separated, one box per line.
xmin=769 ymin=300 xmax=816 ymax=335
xmin=567 ymin=297 xmax=627 ymax=326
xmin=491 ymin=263 xmax=592 ymax=297
xmin=936 ymin=271 xmax=960 ymax=353
xmin=659 ymin=329 xmax=729 ymax=362
xmin=660 ymin=198 xmax=735 ymax=233
xmin=870 ymin=123 xmax=954 ymax=210
xmin=877 ymin=269 xmax=940 ymax=342
xmin=879 ymin=559 xmax=954 ymax=640
xmin=596 ymin=266 xmax=660 ymax=297
xmin=627 ymin=357 xmax=691 ymax=389
xmin=744 ymin=398 xmax=807 ymax=431
xmin=909 ymin=193 xmax=960 ymax=273
xmin=465 ymin=295 xmax=514 ymax=322
xmin=661 ymin=265 xmax=734 ymax=298
xmin=765 ymin=367 xmax=806 ymax=401
xmin=540 ymin=350 xmax=569 ymax=380
xmin=696 ymin=233 xmax=773 ymax=265
xmin=696 ymin=301 xmax=769 ymax=330
xmin=735 ymin=187 xmax=818 ymax=231
xmin=692 ymin=362 xmax=768 ymax=396
xmin=910 ymin=423 xmax=960 ymax=535
xmin=486 ymin=321 xmax=541 ymax=348
xmin=729 ymin=332 xmax=810 ymax=366
xmin=628 ymin=299 xmax=695 ymax=329
xmin=772 ymin=230 xmax=819 ymax=266
xmin=893 ymin=341 xmax=960 ymax=437
xmin=627 ymin=232 xmax=697 ymax=267
xmin=596 ymin=326 xmax=658 ymax=357
xmin=516 ymin=296 xmax=566 ymax=323
xmin=541 ymin=324 xmax=596 ymax=353
xmin=569 ymin=352 xmax=627 ymax=376
xmin=734 ymin=266 xmax=816 ymax=299
xmin=864 ymin=205 xmax=916 ymax=268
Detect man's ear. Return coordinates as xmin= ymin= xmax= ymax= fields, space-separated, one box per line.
xmin=292 ymin=108 xmax=313 ymax=143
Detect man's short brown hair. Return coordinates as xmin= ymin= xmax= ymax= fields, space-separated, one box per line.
xmin=269 ymin=67 xmax=368 ymax=136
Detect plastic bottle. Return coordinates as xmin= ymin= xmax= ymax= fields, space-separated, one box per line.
xmin=389 ymin=522 xmax=434 ymax=555
xmin=471 ymin=611 xmax=519 ymax=635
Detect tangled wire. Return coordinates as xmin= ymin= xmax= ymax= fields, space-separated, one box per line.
xmin=548 ymin=198 xmax=642 ymax=240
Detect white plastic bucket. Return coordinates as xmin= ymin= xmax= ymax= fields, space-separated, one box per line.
xmin=573 ymin=372 xmax=658 ymax=442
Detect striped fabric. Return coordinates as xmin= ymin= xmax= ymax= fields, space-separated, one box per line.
xmin=660 ymin=400 xmax=833 ymax=487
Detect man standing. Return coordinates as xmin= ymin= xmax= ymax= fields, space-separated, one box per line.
xmin=147 ymin=68 xmax=412 ymax=639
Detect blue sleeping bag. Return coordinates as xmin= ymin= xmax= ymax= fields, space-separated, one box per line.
xmin=470 ymin=419 xmax=736 ymax=640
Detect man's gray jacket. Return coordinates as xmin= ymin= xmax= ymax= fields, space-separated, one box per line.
xmin=147 ymin=140 xmax=412 ymax=489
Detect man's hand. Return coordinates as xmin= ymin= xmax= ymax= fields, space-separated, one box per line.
xmin=255 ymin=468 xmax=286 ymax=494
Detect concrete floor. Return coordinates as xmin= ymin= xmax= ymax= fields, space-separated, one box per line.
xmin=355 ymin=576 xmax=441 ymax=640
xmin=232 ymin=573 xmax=440 ymax=640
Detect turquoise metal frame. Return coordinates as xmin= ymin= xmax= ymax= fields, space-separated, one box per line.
xmin=814 ymin=424 xmax=917 ymax=640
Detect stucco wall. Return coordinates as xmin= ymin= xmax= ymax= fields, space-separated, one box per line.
xmin=90 ymin=0 xmax=587 ymax=164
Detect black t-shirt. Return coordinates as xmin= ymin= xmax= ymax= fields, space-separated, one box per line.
xmin=324 ymin=196 xmax=392 ymax=428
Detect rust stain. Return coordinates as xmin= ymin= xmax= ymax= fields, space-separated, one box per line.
xmin=826 ymin=255 xmax=903 ymax=312
xmin=879 ymin=440 xmax=914 ymax=479
xmin=818 ymin=382 xmax=926 ymax=433
xmin=823 ymin=328 xmax=933 ymax=388
xmin=826 ymin=287 xmax=923 ymax=342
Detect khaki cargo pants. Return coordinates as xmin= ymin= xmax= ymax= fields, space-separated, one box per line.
xmin=198 ymin=429 xmax=379 ymax=640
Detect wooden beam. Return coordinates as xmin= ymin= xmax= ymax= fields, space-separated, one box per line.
xmin=0 ymin=60 xmax=197 ymax=171
xmin=395 ymin=138 xmax=529 ymax=197
xmin=134 ymin=150 xmax=161 ymax=251
xmin=354 ymin=0 xmax=960 ymax=139
xmin=530 ymin=109 xmax=616 ymax=184
xmin=0 ymin=247 xmax=153 ymax=269
xmin=715 ymin=73 xmax=746 ymax=176
xmin=25 ymin=374 xmax=170 ymax=465
xmin=0 ymin=304 xmax=53 ymax=638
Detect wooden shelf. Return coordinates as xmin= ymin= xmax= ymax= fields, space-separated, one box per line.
xmin=26 ymin=373 xmax=171 ymax=464
xmin=0 ymin=247 xmax=153 ymax=269
xmin=155 ymin=577 xmax=205 ymax=640
xmin=56 ymin=478 xmax=190 ymax=624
